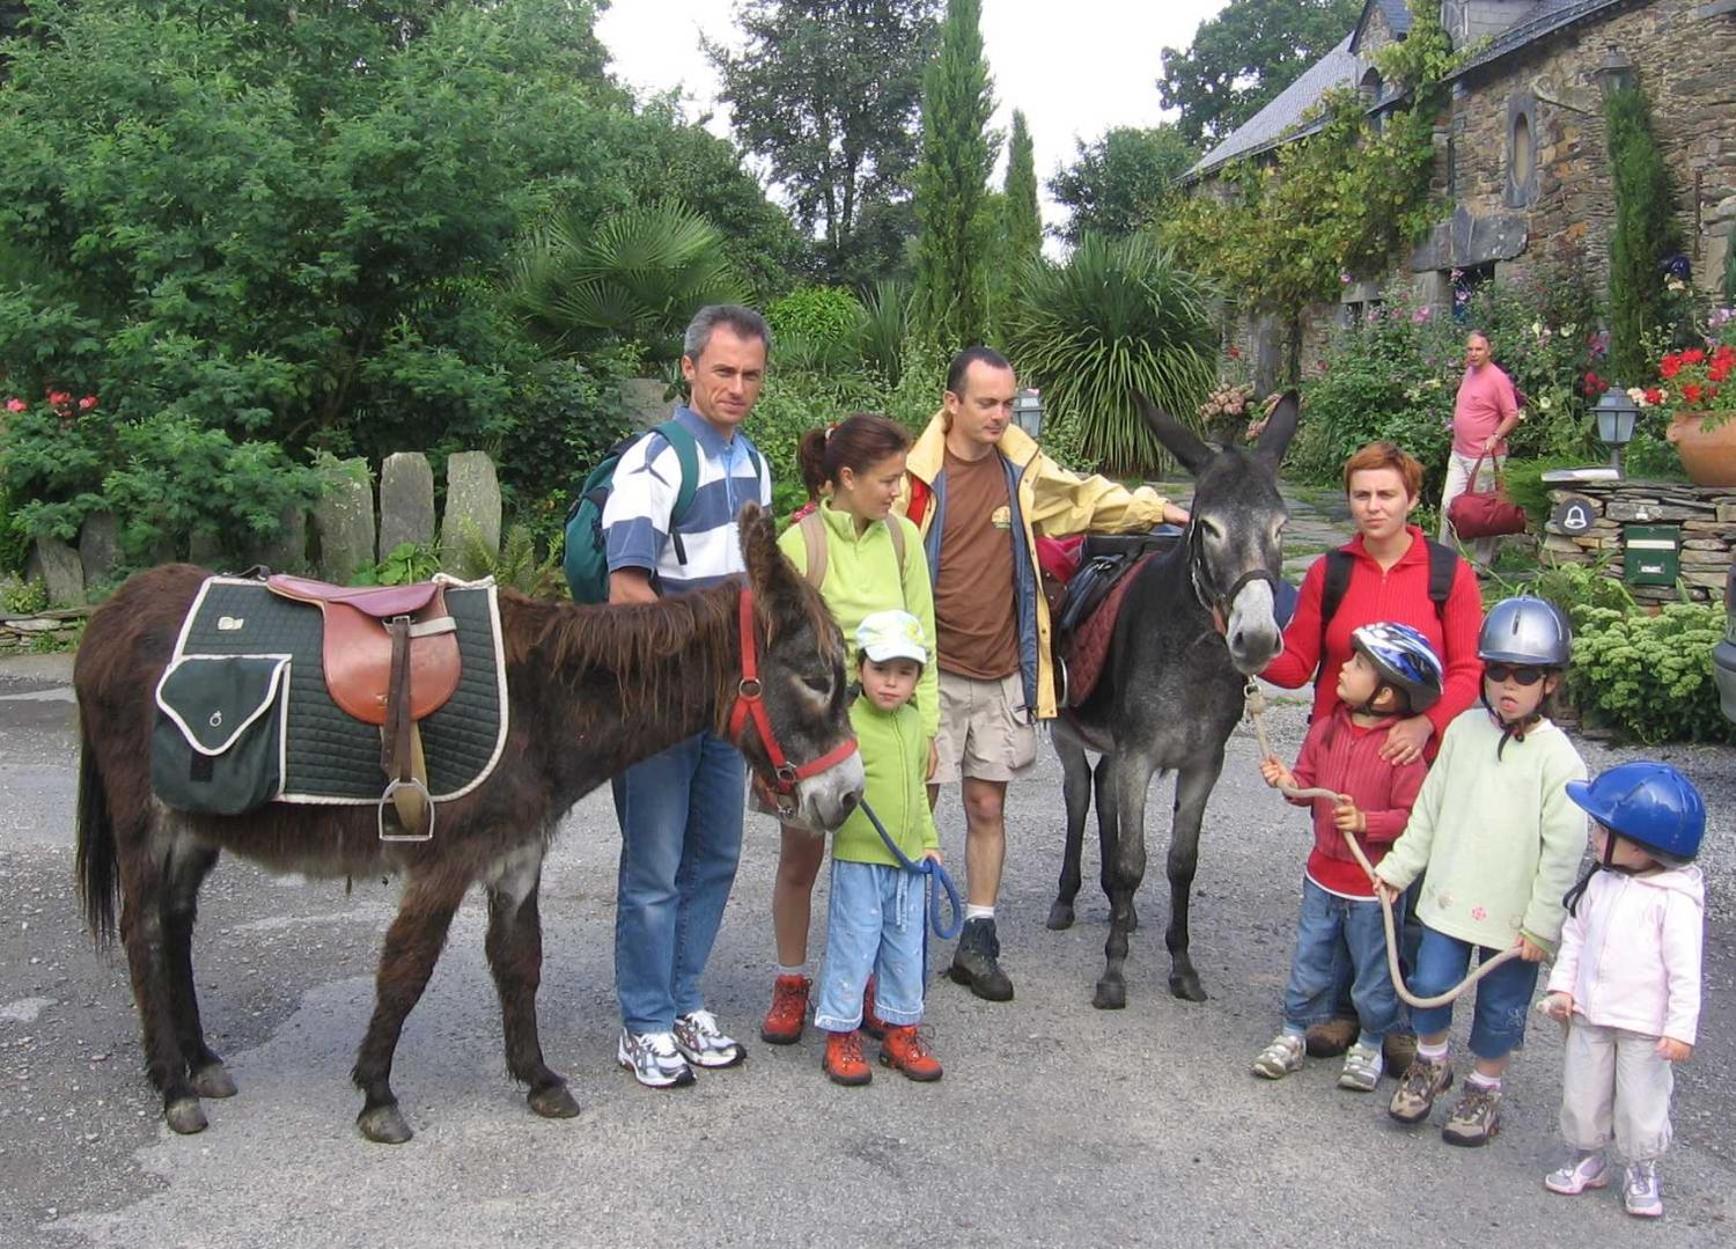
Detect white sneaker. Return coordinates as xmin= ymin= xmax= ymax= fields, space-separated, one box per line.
xmin=1623 ymin=1160 xmax=1663 ymax=1218
xmin=1338 ymin=1042 xmax=1383 ymax=1091
xmin=1251 ymin=1033 xmax=1304 ymax=1079
xmin=617 ymin=1028 xmax=695 ymax=1089
xmin=1544 ymin=1150 xmax=1609 ymax=1195
xmin=673 ymin=1009 xmax=747 ymax=1069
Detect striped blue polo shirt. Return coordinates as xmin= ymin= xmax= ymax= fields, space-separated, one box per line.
xmin=602 ymin=404 xmax=773 ymax=594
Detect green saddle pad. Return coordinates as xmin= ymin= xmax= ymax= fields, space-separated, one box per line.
xmin=166 ymin=576 xmax=508 ymax=804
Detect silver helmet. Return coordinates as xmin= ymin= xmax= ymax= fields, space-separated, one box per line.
xmin=1478 ymin=597 xmax=1572 ymax=668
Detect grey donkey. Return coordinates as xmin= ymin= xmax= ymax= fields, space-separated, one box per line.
xmin=1048 ymin=392 xmax=1298 ymax=1009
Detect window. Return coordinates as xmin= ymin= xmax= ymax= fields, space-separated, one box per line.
xmin=1506 ymin=96 xmax=1540 ymax=208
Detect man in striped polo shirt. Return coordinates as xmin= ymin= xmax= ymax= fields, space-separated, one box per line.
xmin=602 ymin=304 xmax=775 ymax=1088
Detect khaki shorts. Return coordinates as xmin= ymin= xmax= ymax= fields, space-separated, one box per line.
xmin=931 ymin=669 xmax=1038 ymax=786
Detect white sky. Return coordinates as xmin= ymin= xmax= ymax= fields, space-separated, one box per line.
xmin=595 ymin=0 xmax=1229 ymax=235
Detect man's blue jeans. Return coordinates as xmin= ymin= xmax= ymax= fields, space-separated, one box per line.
xmin=1282 ymin=878 xmax=1407 ymax=1040
xmin=611 ymin=731 xmax=745 ymax=1035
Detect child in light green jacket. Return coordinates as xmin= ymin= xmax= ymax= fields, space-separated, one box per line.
xmin=1374 ymin=597 xmax=1587 ymax=1147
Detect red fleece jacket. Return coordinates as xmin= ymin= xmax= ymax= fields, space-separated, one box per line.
xmin=1286 ymin=705 xmax=1427 ymax=897
xmin=1263 ymin=526 xmax=1483 ymax=752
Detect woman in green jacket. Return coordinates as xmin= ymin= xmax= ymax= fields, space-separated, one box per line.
xmin=760 ymin=413 xmax=937 ymax=1046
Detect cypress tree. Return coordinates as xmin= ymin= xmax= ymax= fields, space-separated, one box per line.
xmin=1004 ymin=110 xmax=1042 ymax=267
xmin=913 ymin=0 xmax=997 ymax=349
xmin=1604 ymin=85 xmax=1681 ymax=383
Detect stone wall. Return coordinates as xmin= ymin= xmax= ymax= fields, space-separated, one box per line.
xmin=1541 ymin=476 xmax=1736 ymax=601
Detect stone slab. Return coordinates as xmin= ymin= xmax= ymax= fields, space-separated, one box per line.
xmin=378 ymin=452 xmax=436 ymax=559
xmin=25 ymin=537 xmax=85 ymax=607
xmin=441 ymin=452 xmax=501 ymax=570
xmin=310 ymin=458 xmax=376 ymax=585
xmin=77 ymin=513 xmax=120 ymax=588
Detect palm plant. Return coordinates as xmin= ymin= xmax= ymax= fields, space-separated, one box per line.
xmin=503 ymin=202 xmax=750 ymax=365
xmin=858 ymin=278 xmax=913 ymax=387
xmin=1005 ymin=233 xmax=1218 ymax=474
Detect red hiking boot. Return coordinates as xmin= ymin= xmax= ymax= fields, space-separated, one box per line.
xmin=760 ymin=974 xmax=810 ymax=1045
xmin=823 ymin=1029 xmax=872 ymax=1086
xmin=862 ymin=975 xmax=888 ymax=1040
xmin=879 ymin=1025 xmax=943 ymax=1082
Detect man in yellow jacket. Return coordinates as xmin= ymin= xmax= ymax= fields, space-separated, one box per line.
xmin=896 ymin=346 xmax=1188 ymax=1000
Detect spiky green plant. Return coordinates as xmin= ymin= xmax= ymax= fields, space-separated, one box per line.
xmin=859 ymin=278 xmax=914 ymax=385
xmin=503 ymin=201 xmax=751 ymax=364
xmin=1004 ymin=233 xmax=1218 ymax=474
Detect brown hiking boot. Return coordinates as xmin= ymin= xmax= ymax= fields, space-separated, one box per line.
xmin=760 ymin=974 xmax=810 ymax=1045
xmin=1304 ymin=1016 xmax=1359 ymax=1057
xmin=1442 ymin=1083 xmax=1503 ymax=1147
xmin=822 ymin=1029 xmax=872 ymax=1086
xmin=1389 ymin=1054 xmax=1454 ymax=1124
xmin=862 ymin=975 xmax=888 ymax=1040
xmin=879 ymin=1025 xmax=943 ymax=1082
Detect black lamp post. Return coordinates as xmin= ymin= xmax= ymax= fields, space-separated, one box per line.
xmin=1594 ymin=389 xmax=1640 ymax=474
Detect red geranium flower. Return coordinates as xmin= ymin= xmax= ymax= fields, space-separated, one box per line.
xmin=4 ymin=397 xmax=25 ymax=413
xmin=1659 ymin=354 xmax=1683 ymax=379
xmin=1682 ymin=347 xmax=1706 ymax=366
xmin=1644 ymin=388 xmax=1665 ymax=405
xmin=77 ymin=395 xmax=98 ymax=412
xmin=46 ymin=389 xmax=71 ymax=406
xmin=1683 ymin=382 xmax=1705 ymax=404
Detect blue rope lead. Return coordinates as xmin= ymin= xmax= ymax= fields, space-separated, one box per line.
xmin=857 ymin=798 xmax=963 ymax=942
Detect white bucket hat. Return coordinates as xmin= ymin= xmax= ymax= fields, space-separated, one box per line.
xmin=856 ymin=609 xmax=928 ymax=666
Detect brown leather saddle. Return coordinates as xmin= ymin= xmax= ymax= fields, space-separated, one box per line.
xmin=265 ymin=574 xmax=461 ymax=840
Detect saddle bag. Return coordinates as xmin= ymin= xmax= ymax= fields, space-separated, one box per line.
xmin=152 ymin=655 xmax=290 ymax=816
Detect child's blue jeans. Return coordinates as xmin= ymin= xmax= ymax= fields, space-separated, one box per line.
xmin=1282 ymin=877 xmax=1407 ymax=1040
xmin=1408 ymin=925 xmax=1541 ymax=1060
xmin=814 ymin=858 xmax=927 ymax=1032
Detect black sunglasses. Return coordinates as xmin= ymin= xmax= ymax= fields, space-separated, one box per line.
xmin=1484 ymin=663 xmax=1546 ymax=686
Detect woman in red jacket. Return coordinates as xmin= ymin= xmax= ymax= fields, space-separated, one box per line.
xmin=1265 ymin=442 xmax=1484 ymax=764
xmin=1261 ymin=441 xmax=1484 ymax=1059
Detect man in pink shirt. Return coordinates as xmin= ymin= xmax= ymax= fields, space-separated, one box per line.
xmin=1441 ymin=330 xmax=1521 ymax=573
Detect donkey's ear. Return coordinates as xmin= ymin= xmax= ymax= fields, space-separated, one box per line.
xmin=1135 ymin=391 xmax=1213 ymax=476
xmin=737 ymin=502 xmax=782 ymax=587
xmin=1251 ymin=390 xmax=1300 ymax=470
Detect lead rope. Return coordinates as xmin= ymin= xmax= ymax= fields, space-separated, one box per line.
xmin=1242 ymin=680 xmax=1519 ymax=1009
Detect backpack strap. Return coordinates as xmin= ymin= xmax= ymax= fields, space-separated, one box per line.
xmin=652 ymin=419 xmax=701 ymax=565
xmin=1319 ymin=549 xmax=1354 ymax=638
xmin=886 ymin=512 xmax=907 ymax=579
xmin=1319 ymin=540 xmax=1460 ymax=646
xmin=799 ymin=511 xmax=828 ymax=589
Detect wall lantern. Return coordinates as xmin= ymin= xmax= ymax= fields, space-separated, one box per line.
xmin=1012 ymin=388 xmax=1043 ymax=439
xmin=1594 ymin=388 xmax=1639 ymax=473
xmin=1593 ymin=46 xmax=1635 ymax=95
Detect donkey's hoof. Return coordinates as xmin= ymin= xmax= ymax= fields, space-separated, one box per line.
xmin=1092 ymin=977 xmax=1127 ymax=1010
xmin=528 ymin=1082 xmax=581 ymax=1120
xmin=1169 ymin=972 xmax=1208 ymax=1003
xmin=1045 ymin=901 xmax=1075 ymax=931
xmin=357 ymin=1103 xmax=414 ymax=1145
xmin=165 ymin=1097 xmax=208 ymax=1135
xmin=191 ymin=1062 xmax=238 ymax=1099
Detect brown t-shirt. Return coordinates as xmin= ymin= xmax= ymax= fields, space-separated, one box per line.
xmin=933 ymin=447 xmax=1020 ymax=680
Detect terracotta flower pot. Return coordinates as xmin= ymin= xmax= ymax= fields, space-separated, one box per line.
xmin=1664 ymin=410 xmax=1736 ymax=486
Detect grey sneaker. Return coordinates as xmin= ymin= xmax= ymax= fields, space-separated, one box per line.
xmin=1545 ymin=1150 xmax=1610 ymax=1195
xmin=1338 ymin=1042 xmax=1384 ymax=1091
xmin=673 ymin=1009 xmax=747 ymax=1069
xmin=1623 ymin=1160 xmax=1663 ymax=1218
xmin=1441 ymin=1083 xmax=1503 ymax=1146
xmin=1250 ymin=1033 xmax=1305 ymax=1079
xmin=1389 ymin=1055 xmax=1453 ymax=1124
xmin=616 ymin=1028 xmax=695 ymax=1089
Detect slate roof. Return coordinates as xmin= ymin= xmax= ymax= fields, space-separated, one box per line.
xmin=1188 ymin=33 xmax=1359 ymax=178
xmin=1447 ymin=0 xmax=1632 ymax=79
xmin=1351 ymin=0 xmax=1416 ymax=52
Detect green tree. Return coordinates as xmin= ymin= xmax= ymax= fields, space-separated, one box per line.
xmin=1002 ymin=110 xmax=1042 ymax=263
xmin=912 ymin=0 xmax=997 ymax=349
xmin=706 ymin=0 xmax=939 ymax=286
xmin=1049 ymin=125 xmax=1196 ymax=243
xmin=1158 ymin=0 xmax=1362 ymax=148
xmin=1604 ymin=85 xmax=1682 ymax=383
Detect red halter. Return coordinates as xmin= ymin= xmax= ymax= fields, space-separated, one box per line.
xmin=725 ymin=588 xmax=859 ymax=798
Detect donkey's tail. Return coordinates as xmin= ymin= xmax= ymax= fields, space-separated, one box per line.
xmin=75 ymin=724 xmax=120 ymax=948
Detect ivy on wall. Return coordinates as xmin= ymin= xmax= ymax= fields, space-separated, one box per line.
xmin=1165 ymin=0 xmax=1459 ymax=320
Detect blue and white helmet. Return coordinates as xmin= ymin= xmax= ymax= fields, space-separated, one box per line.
xmin=1351 ymin=622 xmax=1444 ymax=714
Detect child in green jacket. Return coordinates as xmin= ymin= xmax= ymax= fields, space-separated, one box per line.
xmin=815 ymin=610 xmax=945 ymax=1086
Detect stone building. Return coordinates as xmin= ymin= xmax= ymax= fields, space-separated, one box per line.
xmin=1186 ymin=0 xmax=1736 ymax=382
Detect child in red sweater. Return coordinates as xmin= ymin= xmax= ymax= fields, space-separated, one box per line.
xmin=1253 ymin=623 xmax=1443 ymax=1091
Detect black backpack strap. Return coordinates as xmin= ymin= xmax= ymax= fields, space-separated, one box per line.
xmin=1424 ymin=538 xmax=1459 ymax=622
xmin=1319 ymin=549 xmax=1353 ymax=638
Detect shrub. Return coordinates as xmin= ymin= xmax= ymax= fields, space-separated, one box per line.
xmin=1005 ymin=233 xmax=1217 ymax=474
xmin=1569 ymin=602 xmax=1735 ymax=744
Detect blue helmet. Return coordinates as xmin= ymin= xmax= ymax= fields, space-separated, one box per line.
xmin=1351 ymin=622 xmax=1444 ymax=714
xmin=1565 ymin=761 xmax=1706 ymax=866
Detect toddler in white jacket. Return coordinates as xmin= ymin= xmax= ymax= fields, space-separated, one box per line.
xmin=1541 ymin=761 xmax=1705 ymax=1219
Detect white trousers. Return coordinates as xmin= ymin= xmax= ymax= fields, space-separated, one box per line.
xmin=1439 ymin=450 xmax=1505 ymax=569
xmin=1559 ymin=1021 xmax=1675 ymax=1162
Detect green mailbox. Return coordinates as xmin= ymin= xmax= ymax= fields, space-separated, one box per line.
xmin=1623 ymin=524 xmax=1680 ymax=586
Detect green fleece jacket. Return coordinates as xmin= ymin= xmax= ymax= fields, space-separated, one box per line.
xmin=1374 ymin=709 xmax=1588 ymax=954
xmin=833 ymin=696 xmax=940 ymax=866
xmin=778 ymin=500 xmax=938 ymax=739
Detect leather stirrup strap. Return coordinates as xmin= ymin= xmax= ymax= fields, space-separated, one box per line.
xmin=379 ymin=616 xmax=430 ymax=838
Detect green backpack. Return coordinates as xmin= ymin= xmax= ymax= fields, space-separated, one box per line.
xmin=562 ymin=419 xmax=763 ymax=604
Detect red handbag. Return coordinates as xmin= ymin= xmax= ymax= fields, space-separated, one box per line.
xmin=1447 ymin=453 xmax=1528 ymax=539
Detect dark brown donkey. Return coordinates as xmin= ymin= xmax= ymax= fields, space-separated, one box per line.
xmin=73 ymin=505 xmax=863 ymax=1144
